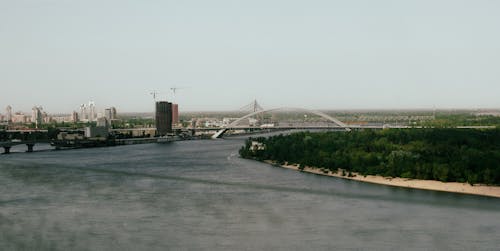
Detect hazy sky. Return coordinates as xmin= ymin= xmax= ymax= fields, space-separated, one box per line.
xmin=1 ymin=0 xmax=499 ymax=113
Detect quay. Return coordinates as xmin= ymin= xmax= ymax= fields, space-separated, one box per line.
xmin=51 ymin=137 xmax=170 ymax=150
xmin=0 ymin=135 xmax=190 ymax=154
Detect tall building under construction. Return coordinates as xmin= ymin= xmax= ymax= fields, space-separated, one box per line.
xmin=172 ymin=104 xmax=179 ymax=124
xmin=155 ymin=101 xmax=172 ymax=136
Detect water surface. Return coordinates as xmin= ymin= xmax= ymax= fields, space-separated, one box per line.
xmin=1 ymin=138 xmax=499 ymax=250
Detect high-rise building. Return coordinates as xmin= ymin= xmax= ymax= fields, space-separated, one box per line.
xmin=105 ymin=107 xmax=117 ymax=121
xmin=31 ymin=107 xmax=36 ymax=123
xmin=155 ymin=101 xmax=172 ymax=136
xmin=5 ymin=105 xmax=12 ymax=122
xmin=172 ymin=104 xmax=179 ymax=124
xmin=89 ymin=101 xmax=96 ymax=122
xmin=104 ymin=108 xmax=111 ymax=120
xmin=31 ymin=106 xmax=43 ymax=128
xmin=43 ymin=112 xmax=50 ymax=123
xmin=96 ymin=117 xmax=109 ymax=127
xmin=72 ymin=111 xmax=79 ymax=122
xmin=80 ymin=104 xmax=87 ymax=121
xmin=111 ymin=107 xmax=117 ymax=119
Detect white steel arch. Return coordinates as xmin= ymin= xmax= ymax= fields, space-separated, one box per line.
xmin=228 ymin=107 xmax=350 ymax=128
xmin=212 ymin=107 xmax=351 ymax=138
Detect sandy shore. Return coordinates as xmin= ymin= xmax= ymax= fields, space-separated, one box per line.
xmin=264 ymin=160 xmax=500 ymax=198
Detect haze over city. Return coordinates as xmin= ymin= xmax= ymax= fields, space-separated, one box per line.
xmin=2 ymin=0 xmax=500 ymax=113
xmin=2 ymin=2 xmax=500 ymax=251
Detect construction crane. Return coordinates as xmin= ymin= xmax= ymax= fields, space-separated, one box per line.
xmin=170 ymin=86 xmax=189 ymax=102
xmin=150 ymin=90 xmax=162 ymax=101
xmin=149 ymin=87 xmax=188 ymax=102
xmin=170 ymin=86 xmax=188 ymax=96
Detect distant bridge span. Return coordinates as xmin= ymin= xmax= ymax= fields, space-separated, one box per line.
xmin=212 ymin=107 xmax=351 ymax=139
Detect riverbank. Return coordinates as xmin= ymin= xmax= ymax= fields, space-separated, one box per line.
xmin=264 ymin=160 xmax=500 ymax=198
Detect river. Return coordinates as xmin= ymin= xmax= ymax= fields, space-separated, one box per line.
xmin=1 ymin=137 xmax=499 ymax=250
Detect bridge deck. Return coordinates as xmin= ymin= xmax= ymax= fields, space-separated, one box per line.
xmin=0 ymin=140 xmax=50 ymax=147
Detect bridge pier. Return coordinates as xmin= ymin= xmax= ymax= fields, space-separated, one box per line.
xmin=26 ymin=144 xmax=34 ymax=153
xmin=3 ymin=146 xmax=11 ymax=154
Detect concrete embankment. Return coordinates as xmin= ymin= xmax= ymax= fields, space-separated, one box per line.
xmin=115 ymin=138 xmax=158 ymax=145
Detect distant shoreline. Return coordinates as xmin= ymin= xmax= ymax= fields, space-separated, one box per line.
xmin=263 ymin=160 xmax=500 ymax=198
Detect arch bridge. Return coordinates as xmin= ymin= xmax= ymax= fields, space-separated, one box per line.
xmin=212 ymin=107 xmax=351 ymax=139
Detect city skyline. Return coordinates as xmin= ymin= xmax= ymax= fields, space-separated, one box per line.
xmin=1 ymin=0 xmax=500 ymax=113
xmin=0 ymin=101 xmax=120 ymax=124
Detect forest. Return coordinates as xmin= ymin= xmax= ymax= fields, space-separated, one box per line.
xmin=239 ymin=129 xmax=500 ymax=185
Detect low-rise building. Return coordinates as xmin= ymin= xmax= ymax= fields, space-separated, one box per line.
xmin=57 ymin=132 xmax=84 ymax=140
xmin=12 ymin=113 xmax=28 ymax=123
xmin=84 ymin=126 xmax=109 ymax=138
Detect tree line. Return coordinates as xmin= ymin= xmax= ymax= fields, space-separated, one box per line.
xmin=239 ymin=129 xmax=500 ymax=185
